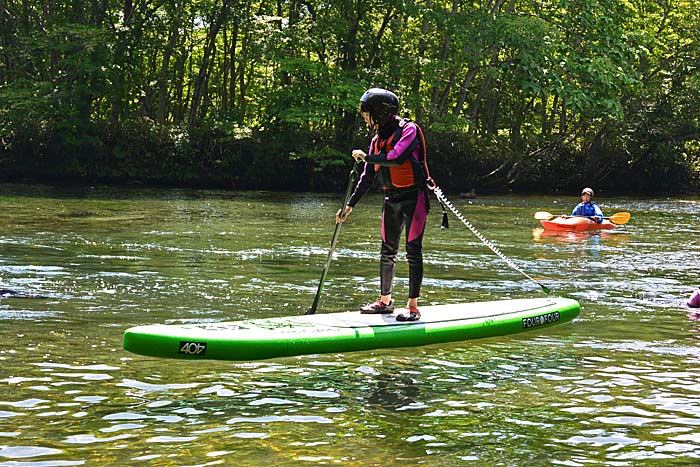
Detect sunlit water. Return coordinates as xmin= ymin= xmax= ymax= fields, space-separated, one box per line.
xmin=1 ymin=184 xmax=698 ymax=466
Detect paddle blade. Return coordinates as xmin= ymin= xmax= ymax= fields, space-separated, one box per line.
xmin=534 ymin=211 xmax=554 ymax=220
xmin=608 ymin=212 xmax=631 ymax=225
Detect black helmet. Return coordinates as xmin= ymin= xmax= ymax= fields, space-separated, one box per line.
xmin=359 ymin=88 xmax=399 ymax=126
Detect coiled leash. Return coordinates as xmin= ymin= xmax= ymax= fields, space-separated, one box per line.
xmin=427 ymin=179 xmax=551 ymax=295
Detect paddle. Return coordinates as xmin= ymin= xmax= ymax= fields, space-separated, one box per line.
xmin=306 ymin=160 xmax=362 ymax=315
xmin=534 ymin=211 xmax=631 ymax=225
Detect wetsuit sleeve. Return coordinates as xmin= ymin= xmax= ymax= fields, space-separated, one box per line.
xmin=365 ymin=123 xmax=419 ymax=167
xmin=347 ymin=161 xmax=377 ymax=207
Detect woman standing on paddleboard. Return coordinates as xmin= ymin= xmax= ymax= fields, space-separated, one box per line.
xmin=336 ymin=88 xmax=430 ymax=322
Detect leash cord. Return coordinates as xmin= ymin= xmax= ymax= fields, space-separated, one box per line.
xmin=431 ymin=185 xmax=551 ymax=295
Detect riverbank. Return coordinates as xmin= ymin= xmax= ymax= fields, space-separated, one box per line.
xmin=2 ymin=154 xmax=699 ymax=197
xmin=2 ymin=122 xmax=699 ymax=195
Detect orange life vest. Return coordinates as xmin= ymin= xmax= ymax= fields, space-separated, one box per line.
xmin=372 ymin=120 xmax=426 ymax=190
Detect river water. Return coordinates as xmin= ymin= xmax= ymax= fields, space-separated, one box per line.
xmin=0 ymin=184 xmax=698 ymax=466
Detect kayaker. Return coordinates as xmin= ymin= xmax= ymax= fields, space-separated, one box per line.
xmin=571 ymin=187 xmax=604 ymax=223
xmin=336 ymin=88 xmax=430 ymax=322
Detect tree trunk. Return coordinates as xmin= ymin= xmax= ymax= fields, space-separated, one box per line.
xmin=174 ymin=42 xmax=193 ymax=124
xmin=122 ymin=0 xmax=132 ymax=23
xmin=238 ymin=29 xmax=248 ymax=120
xmin=452 ymin=66 xmax=478 ymax=116
xmin=559 ymin=98 xmax=567 ymax=134
xmin=468 ymin=45 xmax=500 ymax=121
xmin=277 ymin=0 xmax=298 ymax=87
xmin=228 ymin=18 xmax=239 ymax=117
xmin=157 ymin=1 xmax=182 ymax=124
xmin=365 ymin=9 xmax=394 ymax=70
xmin=548 ymin=94 xmax=558 ymax=135
xmin=411 ymin=0 xmax=432 ymax=123
xmin=430 ymin=0 xmax=459 ymax=113
xmin=91 ymin=0 xmax=108 ymax=25
xmin=334 ymin=0 xmax=366 ymax=151
xmin=188 ymin=0 xmax=230 ymax=128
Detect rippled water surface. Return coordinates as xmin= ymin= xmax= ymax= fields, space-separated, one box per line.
xmin=1 ymin=184 xmax=699 ymax=466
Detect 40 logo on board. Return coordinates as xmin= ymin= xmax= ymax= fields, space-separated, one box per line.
xmin=178 ymin=341 xmax=207 ymax=356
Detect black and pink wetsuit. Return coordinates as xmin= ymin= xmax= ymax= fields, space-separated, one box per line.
xmin=347 ymin=117 xmax=430 ymax=299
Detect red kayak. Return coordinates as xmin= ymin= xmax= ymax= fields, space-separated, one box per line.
xmin=539 ymin=216 xmax=616 ymax=232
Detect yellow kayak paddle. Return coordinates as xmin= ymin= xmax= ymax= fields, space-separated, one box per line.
xmin=534 ymin=211 xmax=631 ymax=225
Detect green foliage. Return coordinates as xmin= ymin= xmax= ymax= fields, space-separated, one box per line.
xmin=0 ymin=0 xmax=698 ymax=192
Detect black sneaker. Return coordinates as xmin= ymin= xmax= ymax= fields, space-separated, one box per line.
xmin=396 ymin=307 xmax=421 ymax=322
xmin=360 ymin=299 xmax=395 ymax=314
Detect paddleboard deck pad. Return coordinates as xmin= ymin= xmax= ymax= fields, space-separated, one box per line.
xmin=123 ymin=297 xmax=580 ymax=361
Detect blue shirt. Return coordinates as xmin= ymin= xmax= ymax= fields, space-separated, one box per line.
xmin=571 ymin=202 xmax=604 ymax=223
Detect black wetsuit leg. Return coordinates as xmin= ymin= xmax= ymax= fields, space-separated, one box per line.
xmin=379 ymin=190 xmax=429 ymax=298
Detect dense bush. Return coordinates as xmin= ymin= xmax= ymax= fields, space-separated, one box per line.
xmin=4 ymin=117 xmax=697 ymax=193
xmin=2 ymin=1 xmax=698 ymax=194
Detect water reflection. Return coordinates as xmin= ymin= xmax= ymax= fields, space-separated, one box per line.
xmin=686 ymin=309 xmax=700 ymax=342
xmin=532 ymin=227 xmax=630 ymax=246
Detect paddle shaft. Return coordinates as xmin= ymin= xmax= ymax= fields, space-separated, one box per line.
xmin=306 ymin=160 xmax=362 ymax=315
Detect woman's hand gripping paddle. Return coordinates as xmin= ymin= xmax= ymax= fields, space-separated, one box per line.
xmin=306 ymin=160 xmax=362 ymax=315
xmin=534 ymin=211 xmax=631 ymax=225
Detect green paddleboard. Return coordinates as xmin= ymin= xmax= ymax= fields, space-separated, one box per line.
xmin=122 ymin=297 xmax=580 ymax=361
